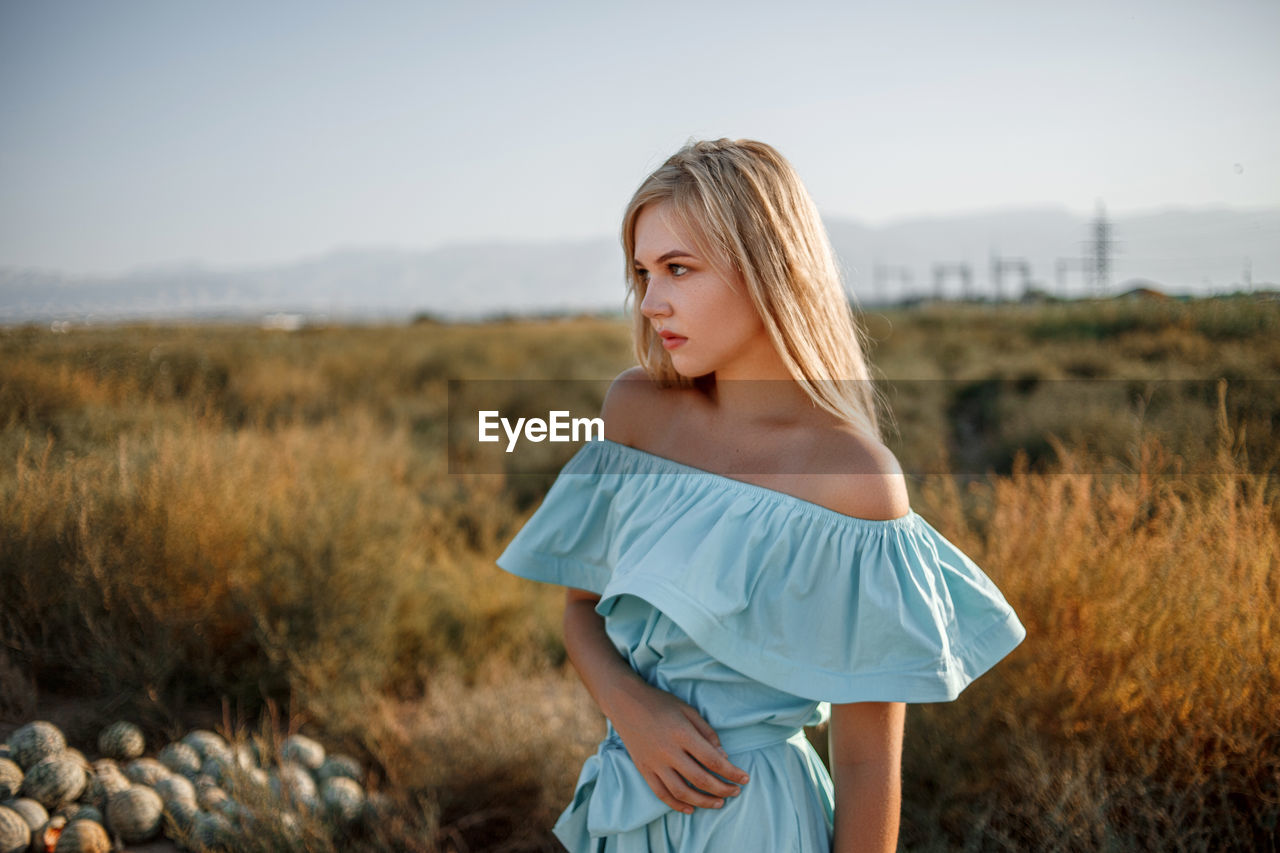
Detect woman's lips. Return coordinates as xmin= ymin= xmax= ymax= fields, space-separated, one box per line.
xmin=661 ymin=334 xmax=687 ymax=350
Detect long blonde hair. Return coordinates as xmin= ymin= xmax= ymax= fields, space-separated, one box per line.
xmin=621 ymin=138 xmax=892 ymax=442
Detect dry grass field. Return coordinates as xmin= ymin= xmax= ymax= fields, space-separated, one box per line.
xmin=2 ymin=295 xmax=1277 ymax=851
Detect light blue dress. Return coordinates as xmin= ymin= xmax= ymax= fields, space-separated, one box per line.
xmin=495 ymin=438 xmax=1026 ymax=852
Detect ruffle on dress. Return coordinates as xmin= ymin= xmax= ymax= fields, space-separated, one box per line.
xmin=496 ymin=438 xmax=1026 ymax=704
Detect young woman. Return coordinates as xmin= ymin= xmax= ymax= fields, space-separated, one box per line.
xmin=496 ymin=139 xmax=1025 ymax=852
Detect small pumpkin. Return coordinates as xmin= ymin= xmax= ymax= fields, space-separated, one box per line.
xmin=7 ymin=723 xmax=64 ymax=771
xmin=96 ymin=722 xmax=144 ymax=762
xmin=105 ymin=786 xmax=164 ymax=844
xmin=53 ymin=819 xmax=110 ymax=853
xmin=0 ymin=805 xmax=30 ymax=853
xmin=34 ymin=814 xmax=67 ymax=852
xmin=20 ymin=756 xmax=86 ymax=810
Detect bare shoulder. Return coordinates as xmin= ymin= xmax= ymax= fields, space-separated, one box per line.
xmin=600 ymin=367 xmax=673 ymax=446
xmin=804 ymin=428 xmax=911 ymax=522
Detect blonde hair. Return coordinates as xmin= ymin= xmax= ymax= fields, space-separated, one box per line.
xmin=621 ymin=138 xmax=893 ymax=441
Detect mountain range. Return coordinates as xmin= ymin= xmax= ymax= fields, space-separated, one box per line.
xmin=3 ymin=207 xmax=1276 ymax=323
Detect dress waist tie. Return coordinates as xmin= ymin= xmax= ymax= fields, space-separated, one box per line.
xmin=552 ymin=719 xmax=807 ymax=842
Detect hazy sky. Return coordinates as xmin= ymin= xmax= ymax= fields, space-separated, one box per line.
xmin=2 ymin=0 xmax=1277 ymax=275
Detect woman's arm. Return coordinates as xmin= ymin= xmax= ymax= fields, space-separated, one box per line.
xmin=829 ymin=700 xmax=905 ymax=853
xmin=563 ymin=587 xmax=749 ymax=814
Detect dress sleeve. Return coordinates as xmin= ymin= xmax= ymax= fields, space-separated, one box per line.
xmin=494 ymin=444 xmax=617 ymax=594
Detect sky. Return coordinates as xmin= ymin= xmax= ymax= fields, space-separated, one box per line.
xmin=1 ymin=0 xmax=1277 ymax=276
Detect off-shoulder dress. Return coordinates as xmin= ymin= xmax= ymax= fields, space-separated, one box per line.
xmin=495 ymin=438 xmax=1026 ymax=852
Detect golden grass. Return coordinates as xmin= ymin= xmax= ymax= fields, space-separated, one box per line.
xmin=2 ymin=298 xmax=1278 ymax=850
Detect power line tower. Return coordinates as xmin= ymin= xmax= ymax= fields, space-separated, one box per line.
xmin=1085 ymin=199 xmax=1119 ymax=297
xmin=932 ymin=263 xmax=973 ymax=301
xmin=989 ymin=248 xmax=1033 ymax=301
xmin=873 ymin=264 xmax=914 ymax=301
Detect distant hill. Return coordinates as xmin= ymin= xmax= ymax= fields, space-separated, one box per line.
xmin=2 ymin=206 xmax=1276 ymax=323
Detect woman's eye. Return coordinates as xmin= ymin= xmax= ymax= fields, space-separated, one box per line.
xmin=634 ymin=268 xmax=650 ymax=283
xmin=669 ymin=263 xmax=689 ymax=277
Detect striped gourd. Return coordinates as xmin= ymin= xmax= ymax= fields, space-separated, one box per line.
xmin=320 ymin=776 xmax=365 ymax=826
xmin=20 ymin=755 xmax=86 ymax=810
xmin=281 ymin=734 xmax=325 ymax=771
xmin=123 ymin=757 xmax=170 ymax=787
xmin=269 ymin=761 xmax=317 ymax=810
xmin=199 ymin=756 xmax=232 ymax=787
xmin=153 ymin=773 xmax=196 ymax=807
xmin=161 ymin=796 xmax=198 ymax=835
xmin=191 ymin=810 xmax=233 ymax=849
xmin=0 ymin=758 xmax=21 ymax=800
xmin=3 ymin=797 xmax=46 ymax=831
xmin=157 ymin=742 xmax=201 ymax=778
xmin=97 ymin=722 xmax=144 ymax=762
xmin=61 ymin=749 xmax=91 ymax=772
xmin=89 ymin=758 xmax=118 ymax=776
xmin=315 ymin=753 xmax=362 ymax=784
xmin=105 ymin=786 xmax=164 ymax=844
xmin=53 ymin=819 xmax=110 ymax=853
xmin=83 ymin=765 xmax=130 ymax=812
xmin=63 ymin=806 xmax=103 ymax=826
xmin=7 ymin=722 xmax=65 ymax=771
xmin=180 ymin=730 xmax=229 ymax=763
xmin=196 ymin=780 xmax=229 ymax=813
xmin=0 ymin=805 xmax=30 ymax=853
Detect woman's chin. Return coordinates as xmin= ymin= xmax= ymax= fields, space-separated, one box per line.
xmin=668 ymin=358 xmax=706 ymax=379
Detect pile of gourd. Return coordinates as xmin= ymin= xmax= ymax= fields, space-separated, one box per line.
xmin=0 ymin=719 xmax=384 ymax=852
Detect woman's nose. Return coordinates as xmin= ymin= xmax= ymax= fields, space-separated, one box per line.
xmin=640 ymin=283 xmax=670 ymax=319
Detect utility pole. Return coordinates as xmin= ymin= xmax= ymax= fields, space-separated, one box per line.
xmin=990 ymin=248 xmax=1033 ymax=301
xmin=932 ymin=263 xmax=973 ymax=301
xmin=873 ymin=264 xmax=914 ymax=301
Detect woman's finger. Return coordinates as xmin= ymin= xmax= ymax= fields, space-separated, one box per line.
xmin=688 ymin=738 xmax=751 ymax=787
xmin=656 ymin=766 xmax=724 ymax=811
xmin=645 ymin=771 xmax=694 ymax=816
xmin=676 ymin=752 xmax=742 ymax=799
xmin=678 ymin=705 xmax=722 ymax=749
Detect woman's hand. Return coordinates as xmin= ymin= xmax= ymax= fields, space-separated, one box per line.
xmin=608 ymin=678 xmax=750 ymax=815
xmin=561 ymin=587 xmax=748 ymax=816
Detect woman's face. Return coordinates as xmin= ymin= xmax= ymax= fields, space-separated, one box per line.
xmin=633 ymin=202 xmax=772 ymax=379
